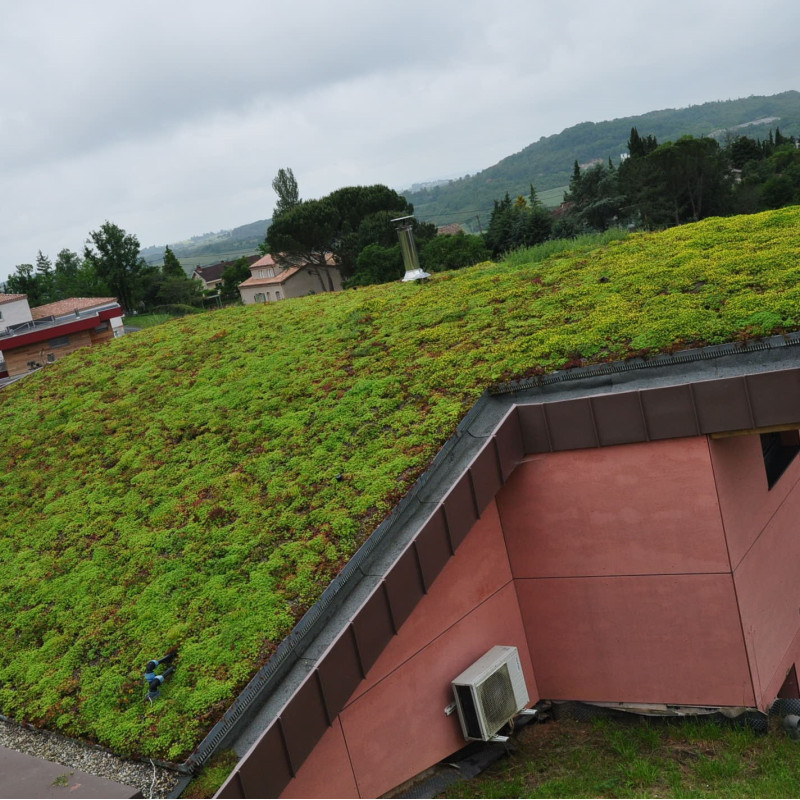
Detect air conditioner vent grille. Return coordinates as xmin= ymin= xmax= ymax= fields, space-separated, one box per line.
xmin=477 ymin=664 xmax=516 ymax=730
xmin=451 ymin=645 xmax=530 ymax=741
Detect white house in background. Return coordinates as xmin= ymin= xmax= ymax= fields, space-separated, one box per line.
xmin=238 ymin=253 xmax=343 ymax=305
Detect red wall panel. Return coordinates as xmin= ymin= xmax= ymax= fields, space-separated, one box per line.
xmin=277 ymin=719 xmax=359 ymax=799
xmin=349 ymin=500 xmax=518 ymax=702
xmin=339 ymin=583 xmax=533 ymax=799
xmin=498 ymin=438 xmax=729 ymax=578
xmin=517 ymin=574 xmax=754 ymax=707
xmin=281 ymin=501 xmax=536 ymax=799
xmin=729 ymin=472 xmax=800 ymax=706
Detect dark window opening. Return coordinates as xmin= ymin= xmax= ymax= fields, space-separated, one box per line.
xmin=48 ymin=334 xmax=70 ymax=348
xmin=761 ymin=430 xmax=800 ymax=489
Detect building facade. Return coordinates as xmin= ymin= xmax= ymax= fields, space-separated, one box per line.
xmin=214 ymin=344 xmax=800 ymax=799
xmin=0 ymin=295 xmax=124 ymax=377
xmin=238 ymin=254 xmax=342 ymax=305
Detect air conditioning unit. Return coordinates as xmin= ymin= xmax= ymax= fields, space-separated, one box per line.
xmin=451 ymin=645 xmax=530 ymax=742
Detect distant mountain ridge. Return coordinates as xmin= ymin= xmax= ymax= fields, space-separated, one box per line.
xmin=140 ymin=218 xmax=270 ymax=268
xmin=142 ymin=91 xmax=800 ymax=261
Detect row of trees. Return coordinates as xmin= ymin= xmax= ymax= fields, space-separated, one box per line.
xmin=22 ymin=126 xmax=789 ymax=308
xmin=558 ymin=128 xmax=800 ymax=237
xmin=481 ymin=128 xmax=800 ymax=258
xmin=4 ymin=224 xmax=202 ymax=313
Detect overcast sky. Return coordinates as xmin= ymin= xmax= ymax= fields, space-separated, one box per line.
xmin=1 ymin=0 xmax=798 ymax=281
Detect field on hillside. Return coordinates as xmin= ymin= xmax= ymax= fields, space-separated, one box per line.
xmin=2 ymin=208 xmax=800 ymax=761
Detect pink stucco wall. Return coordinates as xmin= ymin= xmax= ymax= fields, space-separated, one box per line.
xmin=499 ymin=438 xmax=730 ymax=578
xmin=497 ymin=437 xmax=754 ymax=707
xmin=710 ymin=434 xmax=800 ymax=707
xmin=516 ymin=574 xmax=754 ymax=706
xmin=281 ymin=500 xmax=536 ymax=799
xmin=281 ymin=432 xmax=800 ymax=797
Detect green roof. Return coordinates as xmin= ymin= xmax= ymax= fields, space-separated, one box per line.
xmin=2 ymin=207 xmax=800 ymax=760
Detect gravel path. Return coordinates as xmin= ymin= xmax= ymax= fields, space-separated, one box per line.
xmin=0 ymin=717 xmax=182 ymax=798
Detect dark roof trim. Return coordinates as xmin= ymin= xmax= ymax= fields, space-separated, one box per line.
xmin=211 ymin=343 xmax=800 ymax=798
xmin=491 ymin=331 xmax=800 ymax=395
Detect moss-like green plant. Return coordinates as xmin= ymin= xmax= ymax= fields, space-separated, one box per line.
xmin=181 ymin=750 xmax=239 ymax=798
xmin=1 ymin=208 xmax=800 ymax=759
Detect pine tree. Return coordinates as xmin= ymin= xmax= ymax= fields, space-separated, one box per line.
xmin=162 ymin=246 xmax=184 ymax=278
xmin=272 ymin=168 xmax=301 ymax=219
xmin=35 ymin=251 xmax=55 ymax=304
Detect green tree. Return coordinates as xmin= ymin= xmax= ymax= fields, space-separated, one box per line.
xmin=649 ymin=136 xmax=730 ymax=224
xmin=727 ymin=136 xmax=763 ymax=170
xmin=53 ymin=249 xmax=82 ymax=297
xmin=484 ymin=191 xmax=553 ymax=257
xmin=761 ymin=174 xmax=796 ymax=208
xmin=220 ymin=257 xmax=254 ymax=298
xmin=156 ymin=275 xmax=204 ymax=306
xmin=5 ymin=263 xmax=43 ymax=306
xmin=272 ymin=167 xmax=301 ymax=218
xmin=265 ymin=184 xmax=413 ymax=281
xmin=34 ymin=251 xmax=56 ymax=304
xmin=348 ymin=244 xmax=404 ymax=287
xmin=84 ymin=222 xmax=144 ymax=312
xmin=266 ymin=198 xmax=339 ymax=268
xmin=627 ymin=127 xmax=658 ymax=159
xmin=420 ymin=232 xmax=489 ymax=273
xmin=562 ymin=162 xmax=626 ymax=232
xmin=162 ymin=246 xmax=184 ymax=278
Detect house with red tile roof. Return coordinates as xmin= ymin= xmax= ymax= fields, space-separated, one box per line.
xmin=238 ymin=253 xmax=342 ymax=304
xmin=437 ymin=222 xmax=465 ymax=236
xmin=0 ymin=294 xmax=124 ymax=377
xmin=30 ymin=296 xmax=118 ymax=320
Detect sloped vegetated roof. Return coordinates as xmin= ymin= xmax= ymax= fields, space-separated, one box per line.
xmin=1 ymin=207 xmax=800 ymax=762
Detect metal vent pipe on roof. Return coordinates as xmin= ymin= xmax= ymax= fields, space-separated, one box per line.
xmin=392 ymin=215 xmax=430 ymax=282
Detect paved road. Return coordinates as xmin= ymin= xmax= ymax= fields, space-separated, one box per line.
xmin=0 ymin=746 xmax=138 ymax=799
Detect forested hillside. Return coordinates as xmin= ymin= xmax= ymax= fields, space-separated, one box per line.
xmin=1 ymin=207 xmax=800 ymax=762
xmin=405 ymin=91 xmax=800 ymax=229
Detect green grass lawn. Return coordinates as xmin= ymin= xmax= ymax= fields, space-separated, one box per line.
xmin=125 ymin=313 xmax=176 ymax=328
xmin=446 ymin=716 xmax=800 ymax=798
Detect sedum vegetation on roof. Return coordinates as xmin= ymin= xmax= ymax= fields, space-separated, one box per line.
xmin=1 ymin=207 xmax=800 ymax=761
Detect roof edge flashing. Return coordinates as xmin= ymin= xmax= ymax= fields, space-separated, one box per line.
xmin=491 ymin=332 xmax=800 ymax=396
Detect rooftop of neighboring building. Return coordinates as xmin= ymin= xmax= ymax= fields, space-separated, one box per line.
xmin=0 ymin=293 xmax=28 ymax=305
xmin=31 ymin=297 xmax=118 ymax=320
xmin=194 ymin=256 xmax=260 ymax=283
